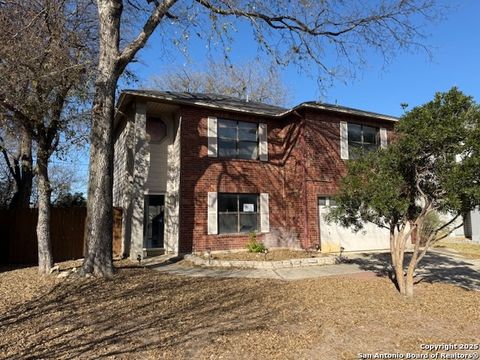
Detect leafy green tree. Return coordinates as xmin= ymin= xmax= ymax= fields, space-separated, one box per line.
xmin=328 ymin=88 xmax=480 ymax=297
xmin=53 ymin=192 xmax=87 ymax=208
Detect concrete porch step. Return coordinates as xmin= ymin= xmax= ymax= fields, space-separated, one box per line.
xmin=143 ymin=248 xmax=165 ymax=258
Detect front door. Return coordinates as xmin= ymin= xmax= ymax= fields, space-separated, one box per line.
xmin=144 ymin=195 xmax=165 ymax=249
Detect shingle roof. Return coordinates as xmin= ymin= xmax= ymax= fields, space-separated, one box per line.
xmin=121 ymin=89 xmax=287 ymax=116
xmin=297 ymin=101 xmax=398 ymax=122
xmin=118 ymin=89 xmax=398 ymax=122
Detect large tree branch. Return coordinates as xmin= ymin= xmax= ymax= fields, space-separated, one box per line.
xmin=38 ymin=63 xmax=91 ymax=80
xmin=0 ymin=94 xmax=36 ymax=138
xmin=0 ymin=136 xmax=19 ymax=182
xmin=435 ymin=212 xmax=461 ymax=235
xmin=194 ymin=0 xmax=408 ymax=37
xmin=117 ymin=0 xmax=179 ymax=72
xmin=433 ymin=221 xmax=464 ymax=243
xmin=46 ymin=87 xmax=70 ymax=146
xmin=416 ymin=220 xmax=465 ymax=265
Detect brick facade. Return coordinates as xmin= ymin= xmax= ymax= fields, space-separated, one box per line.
xmin=177 ymin=105 xmax=395 ymax=253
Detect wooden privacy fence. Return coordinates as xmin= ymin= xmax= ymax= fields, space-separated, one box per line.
xmin=0 ymin=207 xmax=122 ymax=265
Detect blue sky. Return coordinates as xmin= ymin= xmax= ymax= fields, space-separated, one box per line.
xmin=128 ymin=0 xmax=479 ymax=117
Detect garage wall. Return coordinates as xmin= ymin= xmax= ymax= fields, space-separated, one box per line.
xmin=318 ymin=202 xmax=390 ymax=253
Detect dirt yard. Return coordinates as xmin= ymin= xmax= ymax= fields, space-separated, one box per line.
xmin=0 ymin=263 xmax=479 ymax=360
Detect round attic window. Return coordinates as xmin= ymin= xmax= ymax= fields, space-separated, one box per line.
xmin=146 ymin=117 xmax=167 ymax=142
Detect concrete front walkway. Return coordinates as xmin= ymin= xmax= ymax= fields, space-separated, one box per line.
xmin=153 ymin=262 xmax=366 ymax=280
xmin=150 ymin=251 xmax=480 ymax=290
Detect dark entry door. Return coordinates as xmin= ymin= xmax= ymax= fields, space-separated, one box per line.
xmin=144 ymin=195 xmax=165 ymax=248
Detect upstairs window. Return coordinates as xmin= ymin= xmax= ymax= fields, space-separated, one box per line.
xmin=347 ymin=123 xmax=379 ymax=159
xmin=218 ymin=119 xmax=258 ymax=160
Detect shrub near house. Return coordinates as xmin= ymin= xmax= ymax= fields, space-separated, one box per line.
xmin=328 ymin=88 xmax=480 ymax=296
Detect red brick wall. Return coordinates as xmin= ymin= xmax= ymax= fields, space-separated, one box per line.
xmin=178 ymin=105 xmax=395 ymax=253
xmin=178 ymin=106 xmax=287 ymax=253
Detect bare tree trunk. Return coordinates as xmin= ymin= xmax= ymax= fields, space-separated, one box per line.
xmin=389 ymin=226 xmax=397 ymax=271
xmin=82 ymin=77 xmax=116 ymax=276
xmin=392 ymin=220 xmax=422 ymax=297
xmin=393 ymin=252 xmax=406 ymax=295
xmin=404 ymin=218 xmax=424 ymax=297
xmin=36 ymin=146 xmax=53 ymax=273
xmin=404 ymin=270 xmax=414 ymax=297
xmin=404 ymin=248 xmax=419 ymax=297
xmin=390 ymin=224 xmax=407 ymax=295
xmin=82 ymin=1 xmax=122 ymax=277
xmin=16 ymin=128 xmax=33 ymax=207
xmin=82 ymin=0 xmax=175 ymax=276
xmin=7 ymin=126 xmax=33 ymax=209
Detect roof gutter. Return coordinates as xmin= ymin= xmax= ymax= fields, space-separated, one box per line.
xmin=117 ymin=91 xmax=284 ymax=118
xmin=115 ymin=91 xmax=399 ymax=123
xmin=289 ymin=103 xmax=398 ymax=122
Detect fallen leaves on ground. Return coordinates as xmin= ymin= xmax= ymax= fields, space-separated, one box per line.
xmin=0 ymin=262 xmax=478 ymax=360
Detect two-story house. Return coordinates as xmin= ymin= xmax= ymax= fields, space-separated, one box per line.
xmin=113 ymin=90 xmax=398 ymax=260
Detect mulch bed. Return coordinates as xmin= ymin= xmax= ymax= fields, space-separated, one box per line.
xmin=0 ymin=261 xmax=478 ymax=359
xmin=202 ymin=249 xmax=328 ymax=261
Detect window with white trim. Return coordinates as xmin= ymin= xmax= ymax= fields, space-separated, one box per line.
xmin=218 ymin=193 xmax=259 ymax=234
xmin=318 ymin=196 xmax=337 ymax=207
xmin=347 ymin=123 xmax=380 ymax=159
xmin=218 ymin=119 xmax=259 ymax=159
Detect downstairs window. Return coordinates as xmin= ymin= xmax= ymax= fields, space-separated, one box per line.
xmin=218 ymin=193 xmax=259 ymax=234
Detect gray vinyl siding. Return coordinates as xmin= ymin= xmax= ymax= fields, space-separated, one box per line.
xmin=113 ymin=119 xmax=128 ymax=207
xmin=144 ymin=115 xmax=175 ymax=193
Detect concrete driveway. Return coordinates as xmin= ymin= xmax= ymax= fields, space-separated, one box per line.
xmin=337 ymin=249 xmax=480 ymax=291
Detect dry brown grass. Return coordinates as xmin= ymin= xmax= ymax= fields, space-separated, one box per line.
xmin=0 ymin=263 xmax=478 ymax=360
xmin=436 ymin=240 xmax=480 ymax=259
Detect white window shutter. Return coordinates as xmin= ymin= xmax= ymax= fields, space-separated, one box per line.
xmin=340 ymin=121 xmax=349 ymax=160
xmin=207 ymin=192 xmax=218 ymax=235
xmin=207 ymin=116 xmax=217 ymax=157
xmin=380 ymin=128 xmax=388 ymax=149
xmin=260 ymin=193 xmax=269 ymax=233
xmin=258 ymin=123 xmax=268 ymax=161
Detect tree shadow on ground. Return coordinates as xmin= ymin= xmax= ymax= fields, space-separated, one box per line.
xmin=346 ymin=251 xmax=480 ymax=291
xmin=0 ymin=268 xmax=286 ymax=359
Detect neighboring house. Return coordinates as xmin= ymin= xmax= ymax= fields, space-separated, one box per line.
xmin=113 ymin=90 xmax=398 ymax=259
xmin=464 ymin=209 xmax=480 ymax=242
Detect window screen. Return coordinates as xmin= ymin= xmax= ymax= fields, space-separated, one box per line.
xmin=348 ymin=123 xmax=379 ymax=159
xmin=218 ymin=119 xmax=258 ymax=159
xmin=218 ymin=193 xmax=259 ymax=233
